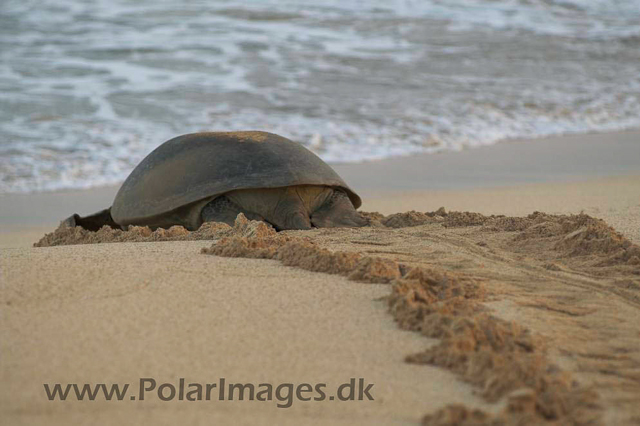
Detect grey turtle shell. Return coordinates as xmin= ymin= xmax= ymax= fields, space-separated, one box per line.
xmin=111 ymin=131 xmax=362 ymax=228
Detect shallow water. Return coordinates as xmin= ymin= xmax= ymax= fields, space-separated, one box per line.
xmin=1 ymin=0 xmax=639 ymax=193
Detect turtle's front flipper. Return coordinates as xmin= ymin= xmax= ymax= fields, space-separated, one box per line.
xmin=62 ymin=208 xmax=121 ymax=231
xmin=279 ymin=211 xmax=312 ymax=231
xmin=201 ymin=196 xmax=265 ymax=227
xmin=270 ymin=190 xmax=312 ymax=231
xmin=311 ymin=189 xmax=367 ymax=228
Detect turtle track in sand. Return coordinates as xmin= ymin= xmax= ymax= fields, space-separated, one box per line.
xmin=35 ymin=210 xmax=640 ymax=424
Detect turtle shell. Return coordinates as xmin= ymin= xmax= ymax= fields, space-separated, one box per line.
xmin=111 ymin=131 xmax=361 ymax=227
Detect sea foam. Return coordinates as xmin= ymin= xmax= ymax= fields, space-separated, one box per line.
xmin=1 ymin=0 xmax=639 ymax=193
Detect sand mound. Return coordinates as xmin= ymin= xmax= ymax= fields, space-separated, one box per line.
xmin=539 ymin=213 xmax=639 ymax=266
xmin=443 ymin=211 xmax=491 ymax=228
xmin=33 ymin=213 xmax=280 ymax=247
xmin=482 ymin=212 xmax=640 ymax=278
xmin=381 ymin=209 xmax=446 ymax=228
xmin=379 ymin=209 xmax=640 ymax=272
xmin=358 ymin=208 xmax=449 ymax=229
xmin=276 ymin=241 xmax=363 ymax=274
xmin=421 ymin=404 xmax=491 ymax=426
xmin=201 ymin=218 xmax=605 ymax=425
xmin=34 ymin=222 xmax=232 ymax=247
xmin=38 ymin=208 xmax=638 ymax=273
xmin=348 ymin=257 xmax=402 ymax=283
xmin=203 ymin=218 xmax=399 ymax=282
xmin=387 ymin=266 xmax=601 ymax=425
xmin=358 ymin=211 xmax=387 ymax=227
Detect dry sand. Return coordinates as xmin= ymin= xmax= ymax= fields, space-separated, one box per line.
xmin=2 ymin=131 xmax=640 ymax=425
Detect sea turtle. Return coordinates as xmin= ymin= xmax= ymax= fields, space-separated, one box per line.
xmin=63 ymin=131 xmax=367 ymax=232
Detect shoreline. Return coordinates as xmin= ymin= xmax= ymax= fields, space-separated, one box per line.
xmin=334 ymin=128 xmax=640 ymax=195
xmin=2 ymin=173 xmax=638 ymax=249
xmin=2 ymin=129 xmax=639 ymax=248
xmin=2 ymin=129 xmax=639 ymax=233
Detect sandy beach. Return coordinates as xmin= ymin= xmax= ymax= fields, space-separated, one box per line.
xmin=2 ymin=131 xmax=640 ymax=425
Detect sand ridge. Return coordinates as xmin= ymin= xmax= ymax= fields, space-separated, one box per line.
xmin=33 ymin=221 xmax=233 ymax=246
xmin=302 ymin=211 xmax=640 ymax=424
xmin=31 ymin=209 xmax=640 ymax=424
xmin=306 ymin=211 xmax=640 ymax=425
xmin=197 ymin=214 xmax=608 ymax=425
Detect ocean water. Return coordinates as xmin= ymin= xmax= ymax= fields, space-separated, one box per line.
xmin=1 ymin=0 xmax=639 ymax=193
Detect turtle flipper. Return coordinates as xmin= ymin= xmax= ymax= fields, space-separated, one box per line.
xmin=62 ymin=208 xmax=121 ymax=231
xmin=280 ymin=211 xmax=312 ymax=231
xmin=201 ymin=196 xmax=265 ymax=227
xmin=311 ymin=189 xmax=367 ymax=228
xmin=270 ymin=189 xmax=312 ymax=231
